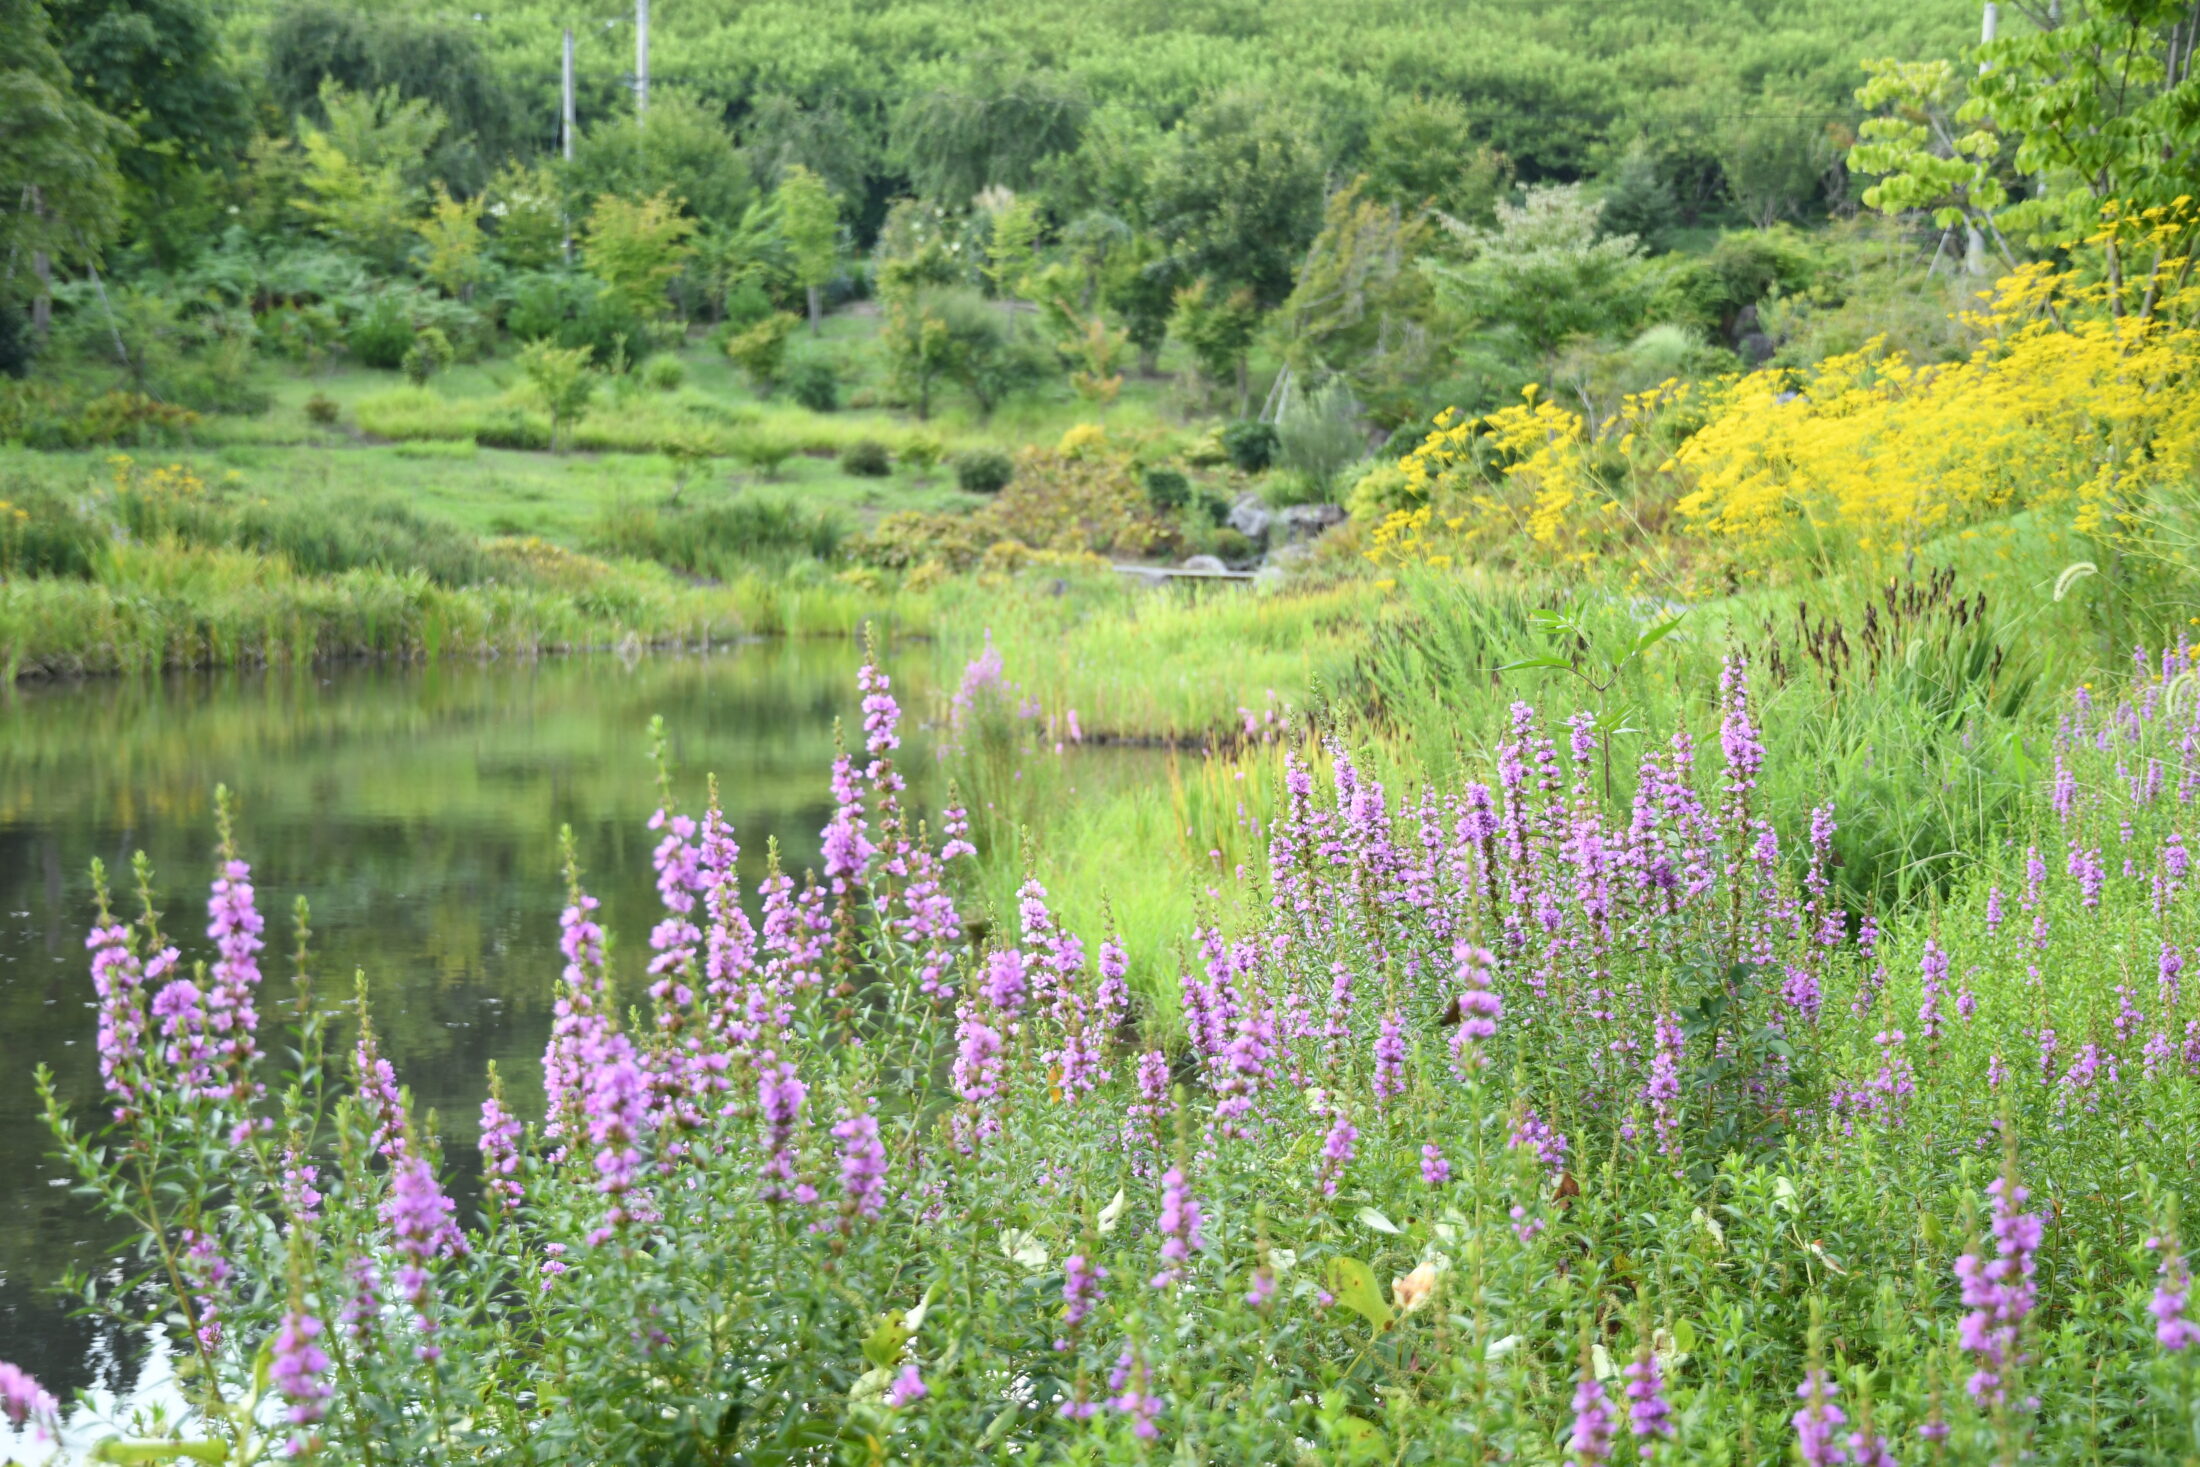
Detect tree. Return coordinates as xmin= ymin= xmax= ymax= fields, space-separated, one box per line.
xmin=1598 ymin=138 xmax=1681 ymax=251
xmin=740 ymin=94 xmax=872 ymax=207
xmin=1280 ymin=180 xmax=1440 ymax=424
xmin=1147 ymin=88 xmax=1325 ymax=310
xmin=1425 ymin=184 xmax=1647 ymax=357
xmin=889 ymin=62 xmax=1088 ymax=206
xmin=49 ymin=0 xmax=247 ymax=266
xmin=293 ymin=81 xmax=444 ymax=271
xmin=582 ymin=191 xmax=697 ymax=323
xmin=485 ymin=160 xmax=564 ymax=272
xmin=1101 ymin=234 xmax=1177 ymax=376
xmin=1168 ymin=276 xmax=1263 ymax=412
xmin=415 ymin=183 xmax=486 ymax=297
xmin=775 ymin=164 xmax=838 ymax=334
xmin=1360 ymin=94 xmax=1511 ymax=225
xmin=724 ymin=311 xmax=797 ymax=394
xmin=1721 ymin=93 xmax=1839 ymax=228
xmin=568 ymin=92 xmax=754 ymax=233
xmin=518 ymin=339 xmax=595 ymax=452
xmin=264 ymin=0 xmax=515 ymax=195
xmin=0 ymin=0 xmax=127 ymax=327
xmin=981 ymin=192 xmax=1043 ymax=329
xmin=880 ymin=286 xmax=1004 ymax=420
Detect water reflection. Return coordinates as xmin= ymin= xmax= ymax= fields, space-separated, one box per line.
xmin=0 ymin=644 xmax=929 ymax=1399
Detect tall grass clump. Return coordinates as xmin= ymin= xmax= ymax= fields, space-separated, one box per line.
xmin=22 ymin=649 xmax=2200 ymax=1461
xmin=588 ymin=495 xmax=848 ymax=578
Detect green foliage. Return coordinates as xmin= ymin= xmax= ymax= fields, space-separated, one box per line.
xmin=784 ymin=356 xmax=840 ymax=413
xmin=581 ymin=190 xmax=697 ymax=323
xmin=1598 ymin=137 xmax=1681 ymax=250
xmin=588 ymin=494 xmax=845 ymax=574
xmin=1274 ymin=379 xmax=1364 ymax=496
xmin=567 ymin=91 xmax=754 ymax=232
xmin=1427 ymin=183 xmax=1648 ymax=356
xmin=889 ymin=63 xmax=1089 ymax=206
xmin=1280 ymin=180 xmax=1440 ymax=424
xmin=774 ymin=163 xmax=839 ymax=330
xmin=1359 ymin=94 xmax=1511 ymax=224
xmin=484 ymin=161 xmax=564 ymax=272
xmin=516 ymin=337 xmax=595 ymax=451
xmin=880 ymin=285 xmax=1008 ymax=420
xmin=50 ymin=0 xmax=248 ymax=266
xmin=1141 ymin=464 xmax=1189 ymax=511
xmin=413 ymin=183 xmax=487 ymax=297
xmin=303 ymin=390 xmax=339 ymax=426
xmin=1148 ymin=88 xmax=1325 ymax=309
xmin=1168 ymin=277 xmax=1262 ymax=406
xmin=264 ymin=0 xmax=517 ymax=195
xmin=723 ymin=311 xmax=798 ymax=394
xmin=505 ymin=271 xmax=647 ymax=367
xmin=292 ymin=80 xmax=444 ymax=270
xmin=840 ymin=439 xmax=893 ymax=477
xmin=399 ymin=325 xmax=453 ymax=386
xmin=954 ymin=448 xmax=1015 ymax=495
xmin=1221 ymin=417 xmax=1279 ymax=474
xmin=0 ymin=0 xmax=128 ymax=276
xmin=640 ymin=354 xmax=685 ymax=392
xmin=346 ymin=293 xmax=413 ymax=371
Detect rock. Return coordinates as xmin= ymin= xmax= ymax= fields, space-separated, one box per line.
xmin=1277 ymin=503 xmax=1346 ymax=540
xmin=1180 ymin=554 xmax=1230 ymax=575
xmin=1227 ymin=493 xmax=1274 ymax=542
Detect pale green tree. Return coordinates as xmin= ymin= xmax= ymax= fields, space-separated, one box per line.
xmin=775 ymin=164 xmax=839 ymax=334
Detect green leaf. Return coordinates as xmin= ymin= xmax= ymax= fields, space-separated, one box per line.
xmin=861 ymin=1312 xmax=910 ymax=1370
xmin=1325 ymin=1255 xmax=1394 ymax=1332
xmin=1497 ymin=655 xmax=1575 ymax=673
xmin=1355 ymin=1206 xmax=1401 ymax=1235
xmin=1631 ymin=613 xmax=1686 ymax=654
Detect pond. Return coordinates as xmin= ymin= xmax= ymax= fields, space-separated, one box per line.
xmin=0 ymin=643 xmax=959 ymax=1401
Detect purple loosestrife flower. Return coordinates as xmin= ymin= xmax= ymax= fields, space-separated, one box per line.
xmin=1373 ymin=1008 xmax=1408 ymax=1105
xmin=152 ymin=976 xmax=213 ymax=1100
xmin=385 ymin=1155 xmax=459 ymax=1360
xmin=1107 ymin=1353 xmax=1163 ymax=1440
xmin=2162 ymin=942 xmax=2185 ymax=1011
xmin=340 ymin=1257 xmax=380 ymax=1341
xmin=1421 ymin=1143 xmax=1451 ymax=1185
xmin=950 ymin=1005 xmax=1005 ymax=1150
xmin=1510 ymin=1204 xmax=1545 ymax=1245
xmin=0 ymin=1361 xmax=57 ymax=1437
xmin=282 ymin=1151 xmax=322 ymax=1223
xmin=832 ymin=1110 xmax=887 ymax=1222
xmin=204 ymin=855 xmax=266 ymax=1103
xmin=1791 ymin=1370 xmax=1847 ymax=1467
xmin=586 ymin=1039 xmax=649 ymax=1242
xmin=819 ymin=751 xmax=874 ymax=896
xmin=271 ymin=1308 xmax=333 ymax=1429
xmin=885 ymin=1365 xmax=927 ymax=1407
xmin=1509 ymin=1107 xmax=1570 ymax=1182
xmin=1059 ymin=1253 xmax=1106 ymax=1347
xmin=1955 ymin=1172 xmax=2043 ymax=1405
xmin=479 ymin=1089 xmax=524 ymax=1213
xmin=1567 ymin=1372 xmax=1616 ymax=1464
xmin=1150 ymin=1166 xmax=1205 ymax=1289
xmin=1317 ymin=1108 xmax=1358 ymax=1198
xmin=1918 ymin=937 xmax=1949 ymax=1048
xmin=88 ymin=916 xmax=169 ymax=1121
xmin=1624 ymin=1351 xmax=1674 ymax=1455
xmin=756 ymin=1058 xmax=812 ymax=1204
xmin=645 ymin=809 xmax=706 ymax=1017
xmin=180 ymin=1227 xmax=231 ymax=1351
xmin=2150 ymin=1234 xmax=2200 ymax=1351
xmin=1449 ymin=942 xmax=1501 ymax=1073
xmin=543 ymin=889 xmax=610 ymax=1143
xmin=981 ymin=948 xmax=1029 ymax=1014
xmin=1643 ymin=1013 xmax=1684 ymax=1162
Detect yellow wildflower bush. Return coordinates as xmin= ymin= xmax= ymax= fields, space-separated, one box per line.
xmin=1378 ymin=207 xmax=2200 ymax=583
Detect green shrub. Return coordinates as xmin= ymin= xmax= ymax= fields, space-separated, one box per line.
xmin=840 ymin=439 xmax=893 ymax=477
xmin=900 ymin=433 xmax=945 ymax=476
xmin=785 ymin=357 xmax=840 ymax=413
xmin=1142 ymin=466 xmax=1190 ymax=511
xmin=641 ymin=354 xmax=686 ymax=392
xmin=506 ymin=271 xmax=648 ymax=367
xmin=1222 ymin=418 xmax=1279 ymax=473
xmin=347 ymin=295 xmax=415 ymax=371
xmin=0 ymin=478 xmax=105 ymax=578
xmin=953 ymin=449 xmax=1014 ymax=495
xmin=724 ymin=313 xmax=798 ymax=395
xmin=401 ymin=327 xmax=457 ymax=387
xmin=1196 ymin=486 xmax=1231 ymax=526
xmin=0 ymin=304 xmax=33 ymax=379
xmin=304 ymin=393 xmax=341 ymax=427
xmin=588 ymin=495 xmax=845 ymax=575
xmin=1275 ymin=381 xmax=1363 ymax=496
xmin=473 ymin=406 xmax=552 ymax=451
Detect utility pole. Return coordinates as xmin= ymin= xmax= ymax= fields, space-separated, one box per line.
xmin=562 ymin=27 xmax=576 ymax=161
xmin=1965 ymin=1 xmax=1998 ymax=275
xmin=635 ymin=0 xmax=649 ymax=118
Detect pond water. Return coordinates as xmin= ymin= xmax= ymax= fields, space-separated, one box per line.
xmin=0 ymin=643 xmax=956 ymax=1400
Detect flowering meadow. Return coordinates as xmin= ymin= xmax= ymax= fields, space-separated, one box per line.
xmin=8 ymin=643 xmax=2200 ymax=1466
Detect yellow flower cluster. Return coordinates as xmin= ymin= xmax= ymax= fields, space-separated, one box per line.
xmin=1374 ymin=205 xmax=2200 ymax=580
